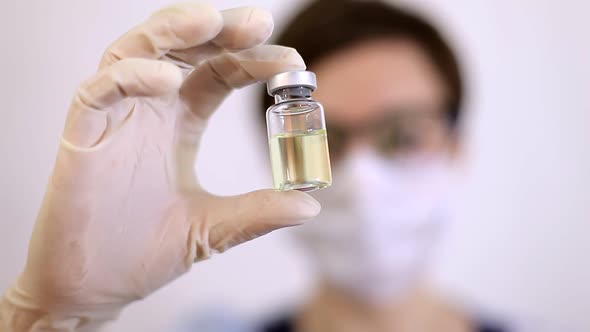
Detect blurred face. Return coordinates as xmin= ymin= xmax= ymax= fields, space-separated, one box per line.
xmin=295 ymin=38 xmax=460 ymax=304
xmin=312 ymin=38 xmax=455 ymax=164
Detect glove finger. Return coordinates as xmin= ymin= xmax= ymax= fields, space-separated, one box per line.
xmin=64 ymin=59 xmax=182 ymax=148
xmin=180 ymin=45 xmax=306 ymax=121
xmin=187 ymin=189 xmax=321 ymax=262
xmin=166 ymin=6 xmax=274 ymax=67
xmin=99 ymin=3 xmax=223 ymax=69
xmin=99 ymin=4 xmax=274 ymax=70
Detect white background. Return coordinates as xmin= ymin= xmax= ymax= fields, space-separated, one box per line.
xmin=0 ymin=0 xmax=589 ymax=331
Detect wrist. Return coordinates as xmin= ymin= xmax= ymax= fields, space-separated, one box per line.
xmin=0 ymin=281 xmax=120 ymax=332
xmin=1 ymin=284 xmax=54 ymax=332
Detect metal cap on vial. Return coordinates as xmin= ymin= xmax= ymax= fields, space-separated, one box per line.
xmin=266 ymin=71 xmax=317 ymax=96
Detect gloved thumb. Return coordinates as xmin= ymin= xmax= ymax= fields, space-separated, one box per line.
xmin=188 ymin=189 xmax=321 ymax=262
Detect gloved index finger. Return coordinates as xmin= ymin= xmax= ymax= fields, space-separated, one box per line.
xmin=99 ymin=3 xmax=224 ymax=69
xmin=165 ymin=6 xmax=275 ymax=68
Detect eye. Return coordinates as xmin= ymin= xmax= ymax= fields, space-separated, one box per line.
xmin=395 ymin=127 xmax=423 ymax=150
xmin=376 ymin=125 xmax=423 ymax=156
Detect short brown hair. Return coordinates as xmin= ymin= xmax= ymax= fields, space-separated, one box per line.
xmin=260 ymin=0 xmax=463 ymax=127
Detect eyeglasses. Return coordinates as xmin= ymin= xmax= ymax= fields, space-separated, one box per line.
xmin=326 ymin=110 xmax=453 ymax=163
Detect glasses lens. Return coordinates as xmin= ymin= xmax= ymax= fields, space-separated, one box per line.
xmin=325 ymin=110 xmax=451 ymax=164
xmin=376 ymin=112 xmax=451 ymax=158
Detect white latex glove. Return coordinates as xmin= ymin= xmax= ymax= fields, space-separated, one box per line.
xmin=0 ymin=3 xmax=320 ymax=331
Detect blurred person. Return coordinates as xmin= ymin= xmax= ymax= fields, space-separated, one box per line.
xmin=252 ymin=1 xmax=497 ymax=331
xmin=183 ymin=1 xmax=514 ymax=332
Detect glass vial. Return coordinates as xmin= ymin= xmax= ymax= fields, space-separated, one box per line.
xmin=266 ymin=71 xmax=332 ymax=192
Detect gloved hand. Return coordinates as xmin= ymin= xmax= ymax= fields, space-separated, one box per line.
xmin=0 ymin=3 xmax=320 ymax=331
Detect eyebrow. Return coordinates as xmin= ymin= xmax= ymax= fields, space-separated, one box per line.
xmin=329 ymin=107 xmax=446 ymax=132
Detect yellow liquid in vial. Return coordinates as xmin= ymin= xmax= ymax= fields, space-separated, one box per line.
xmin=269 ymin=129 xmax=332 ymax=191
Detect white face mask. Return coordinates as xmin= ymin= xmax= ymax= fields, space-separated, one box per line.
xmin=294 ymin=149 xmax=454 ymax=304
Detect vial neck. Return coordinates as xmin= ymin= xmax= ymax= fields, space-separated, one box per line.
xmin=273 ymin=87 xmax=313 ymax=104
